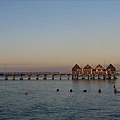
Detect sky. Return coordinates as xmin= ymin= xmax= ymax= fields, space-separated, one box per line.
xmin=0 ymin=0 xmax=120 ymax=72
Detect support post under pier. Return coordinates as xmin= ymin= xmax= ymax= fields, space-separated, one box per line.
xmin=43 ymin=75 xmax=46 ymax=80
xmin=28 ymin=75 xmax=31 ymax=80
xmin=36 ymin=75 xmax=39 ymax=80
xmin=12 ymin=75 xmax=15 ymax=80
xmin=4 ymin=75 xmax=8 ymax=80
xmin=82 ymin=74 xmax=85 ymax=79
xmin=52 ymin=75 xmax=54 ymax=80
xmin=20 ymin=75 xmax=23 ymax=80
xmin=68 ymin=75 xmax=69 ymax=80
xmin=114 ymin=74 xmax=117 ymax=79
xmin=60 ymin=75 xmax=61 ymax=80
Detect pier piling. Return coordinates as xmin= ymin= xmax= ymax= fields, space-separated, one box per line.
xmin=4 ymin=75 xmax=8 ymax=80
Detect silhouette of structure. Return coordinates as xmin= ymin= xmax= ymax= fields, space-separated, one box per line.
xmin=0 ymin=63 xmax=119 ymax=80
xmin=72 ymin=63 xmax=117 ymax=80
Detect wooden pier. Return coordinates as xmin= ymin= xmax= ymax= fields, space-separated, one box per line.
xmin=0 ymin=71 xmax=119 ymax=80
xmin=0 ymin=72 xmax=72 ymax=80
xmin=0 ymin=63 xmax=119 ymax=80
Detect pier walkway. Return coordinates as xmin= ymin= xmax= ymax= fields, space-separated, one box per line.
xmin=0 ymin=72 xmax=72 ymax=80
xmin=0 ymin=71 xmax=119 ymax=80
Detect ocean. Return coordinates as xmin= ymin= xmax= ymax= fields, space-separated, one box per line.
xmin=0 ymin=76 xmax=120 ymax=120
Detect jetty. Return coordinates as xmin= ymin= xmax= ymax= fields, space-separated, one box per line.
xmin=0 ymin=63 xmax=119 ymax=80
xmin=0 ymin=72 xmax=71 ymax=80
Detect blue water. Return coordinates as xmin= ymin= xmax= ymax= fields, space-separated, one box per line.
xmin=1 ymin=76 xmax=120 ymax=120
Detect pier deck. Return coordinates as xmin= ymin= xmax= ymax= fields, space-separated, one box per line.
xmin=0 ymin=71 xmax=119 ymax=80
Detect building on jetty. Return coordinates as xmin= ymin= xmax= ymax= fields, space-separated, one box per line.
xmin=72 ymin=63 xmax=117 ymax=80
xmin=84 ymin=64 xmax=93 ymax=75
xmin=1 ymin=63 xmax=118 ymax=80
xmin=72 ymin=64 xmax=82 ymax=80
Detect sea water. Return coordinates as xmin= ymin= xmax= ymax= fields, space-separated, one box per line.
xmin=0 ymin=76 xmax=120 ymax=120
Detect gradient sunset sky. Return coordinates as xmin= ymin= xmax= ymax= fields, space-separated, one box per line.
xmin=0 ymin=1 xmax=120 ymax=72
